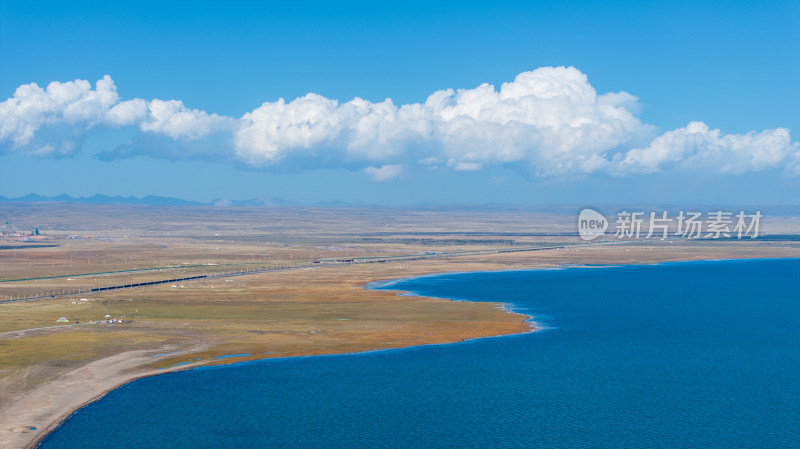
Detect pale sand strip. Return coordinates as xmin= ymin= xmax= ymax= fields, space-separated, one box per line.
xmin=0 ymin=346 xmax=209 ymax=449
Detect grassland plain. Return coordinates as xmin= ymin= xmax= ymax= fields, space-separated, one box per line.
xmin=1 ymin=203 xmax=799 ymax=448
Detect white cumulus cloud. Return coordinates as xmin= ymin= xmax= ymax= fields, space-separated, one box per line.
xmin=230 ymin=67 xmax=656 ymax=176
xmin=0 ymin=76 xmax=124 ymax=154
xmin=0 ymin=76 xmax=232 ymax=157
xmin=617 ymin=121 xmax=798 ymax=174
xmin=140 ymin=99 xmax=234 ymax=141
xmin=1 ymin=67 xmax=797 ymax=179
xmin=364 ymin=164 xmax=404 ymax=181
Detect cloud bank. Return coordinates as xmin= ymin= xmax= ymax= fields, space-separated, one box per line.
xmin=1 ymin=67 xmax=797 ymax=178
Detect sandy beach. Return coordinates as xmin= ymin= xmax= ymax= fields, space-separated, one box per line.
xmin=0 ymin=345 xmax=214 ymax=449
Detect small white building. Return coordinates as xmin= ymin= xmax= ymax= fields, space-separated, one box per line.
xmin=56 ymin=316 xmax=69 ymax=322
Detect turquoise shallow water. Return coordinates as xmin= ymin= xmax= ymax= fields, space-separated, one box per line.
xmin=40 ymin=259 xmax=800 ymax=448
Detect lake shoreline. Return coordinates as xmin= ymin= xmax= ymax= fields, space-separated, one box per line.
xmin=3 ymin=286 xmax=533 ymax=449
xmin=20 ymin=318 xmax=534 ymax=449
xmin=11 ymin=256 xmax=799 ymax=449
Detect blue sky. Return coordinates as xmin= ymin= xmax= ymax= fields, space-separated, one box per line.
xmin=1 ymin=0 xmax=798 ymax=204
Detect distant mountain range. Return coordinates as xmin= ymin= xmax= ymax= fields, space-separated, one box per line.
xmin=0 ymin=193 xmax=295 ymax=207
xmin=2 ymin=194 xmax=798 ymax=215
xmin=0 ymin=193 xmax=568 ymax=211
xmin=0 ymin=193 xmax=500 ymax=209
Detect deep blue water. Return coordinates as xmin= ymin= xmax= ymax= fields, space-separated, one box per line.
xmin=40 ymin=259 xmax=800 ymax=448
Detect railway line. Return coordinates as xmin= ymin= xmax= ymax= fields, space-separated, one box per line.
xmin=0 ymin=241 xmax=613 ymax=304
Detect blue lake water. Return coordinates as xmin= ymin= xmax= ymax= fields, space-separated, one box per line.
xmin=40 ymin=259 xmax=800 ymax=448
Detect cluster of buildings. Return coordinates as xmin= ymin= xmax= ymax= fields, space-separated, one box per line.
xmin=55 ymin=312 xmax=127 ymax=324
